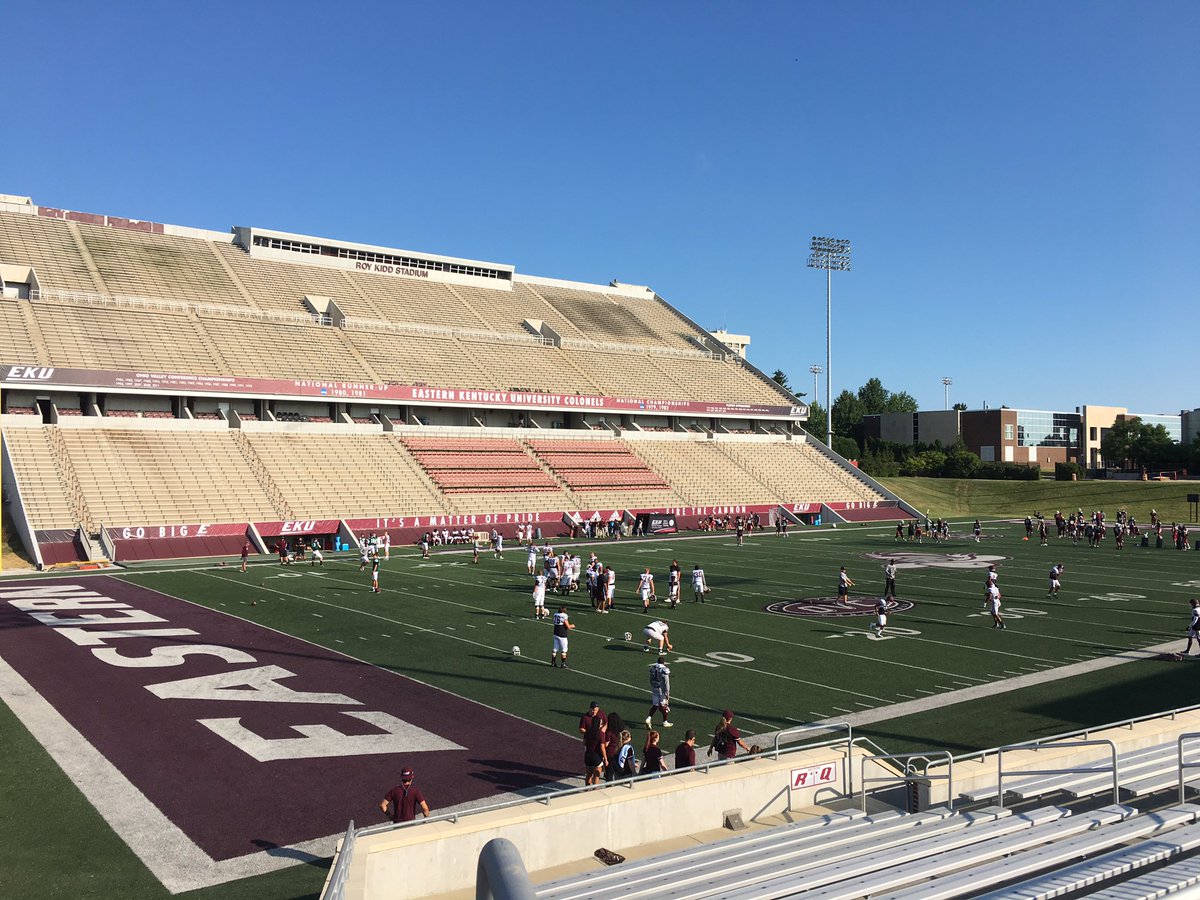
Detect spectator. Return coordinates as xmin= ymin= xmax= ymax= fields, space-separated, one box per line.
xmin=615 ymin=729 xmax=638 ymax=778
xmin=380 ymin=767 xmax=430 ymax=822
xmin=707 ymin=710 xmax=750 ymax=761
xmin=643 ymin=730 xmax=666 ymax=774
xmin=578 ymin=700 xmax=605 ymax=739
xmin=604 ymin=712 xmax=626 ymax=781
xmin=583 ymin=716 xmax=607 ymax=786
xmin=674 ymin=729 xmax=697 ymax=769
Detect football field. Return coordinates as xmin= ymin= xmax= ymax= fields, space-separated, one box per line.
xmin=4 ymin=517 xmax=1200 ymax=900
xmin=127 ymin=520 xmax=1200 ymax=751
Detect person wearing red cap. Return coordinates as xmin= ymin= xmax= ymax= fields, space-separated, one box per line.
xmin=380 ymin=768 xmax=430 ymax=823
xmin=708 ymin=710 xmax=750 ymax=761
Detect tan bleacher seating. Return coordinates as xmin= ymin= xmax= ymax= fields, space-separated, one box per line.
xmin=342 ymin=329 xmax=486 ymax=389
xmin=629 ymin=440 xmax=780 ymax=506
xmin=76 ymin=223 xmax=247 ymax=307
xmin=454 ymin=337 xmax=602 ymax=395
xmin=450 ymin=282 xmax=587 ymax=340
xmin=243 ymin=433 xmax=449 ymax=518
xmin=2 ymin=427 xmax=78 ymax=529
xmin=0 ymin=211 xmax=98 ymax=293
xmin=345 ymin=271 xmax=479 ymax=329
xmin=719 ymin=440 xmax=886 ymax=504
xmin=57 ymin=428 xmax=278 ymax=526
xmin=31 ymin=301 xmax=223 ymax=374
xmin=529 ymin=283 xmax=699 ymax=352
xmin=0 ymin=300 xmax=35 ymax=363
xmin=197 ymin=312 xmax=371 ymax=381
xmin=212 ymin=243 xmax=359 ymax=314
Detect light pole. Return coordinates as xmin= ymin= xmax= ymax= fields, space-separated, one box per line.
xmin=809 ymin=364 xmax=822 ymax=410
xmin=807 ymin=237 xmax=851 ymax=448
xmin=942 ymin=376 xmax=953 ymax=410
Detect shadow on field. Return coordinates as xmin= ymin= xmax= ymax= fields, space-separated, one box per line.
xmin=249 ymin=839 xmax=331 ymax=872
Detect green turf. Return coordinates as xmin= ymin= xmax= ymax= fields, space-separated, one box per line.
xmin=878 ymin=476 xmax=1200 ymax=521
xmin=5 ymin=514 xmax=1200 ymax=898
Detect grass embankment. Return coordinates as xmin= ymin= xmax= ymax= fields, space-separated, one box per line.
xmin=879 ymin=476 xmax=1199 ymax=521
xmin=1 ymin=505 xmax=36 ymax=571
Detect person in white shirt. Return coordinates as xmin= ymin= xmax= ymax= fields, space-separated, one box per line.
xmin=1184 ymin=599 xmax=1200 ymax=655
xmin=1048 ymin=563 xmax=1064 ymax=598
xmin=645 ymin=655 xmax=673 ymax=728
xmin=526 ymin=542 xmax=538 ymax=575
xmin=643 ymin=619 xmax=673 ymax=653
xmin=883 ymin=560 xmax=897 ymax=600
xmin=636 ymin=568 xmax=656 ymax=611
xmin=873 ymin=597 xmax=889 ymax=635
xmin=603 ymin=566 xmax=616 ymax=612
xmin=551 ymin=605 xmax=575 ymax=668
xmin=691 ymin=565 xmax=708 ymax=602
xmin=532 ymin=572 xmax=548 ymax=619
xmin=667 ymin=561 xmax=681 ymax=607
xmin=383 ymin=533 xmax=390 ymax=560
xmin=987 ymin=584 xmax=1005 ymax=629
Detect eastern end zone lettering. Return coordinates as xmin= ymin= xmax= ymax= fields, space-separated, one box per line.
xmin=0 ymin=577 xmax=578 ymax=861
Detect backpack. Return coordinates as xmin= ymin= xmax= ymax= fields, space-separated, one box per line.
xmin=712 ymin=729 xmax=730 ymax=754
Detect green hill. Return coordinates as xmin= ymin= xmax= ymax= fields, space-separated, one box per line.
xmin=878 ymin=476 xmax=1199 ymax=522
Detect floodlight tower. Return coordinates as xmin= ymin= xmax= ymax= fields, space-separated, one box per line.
xmin=809 ymin=364 xmax=822 ymax=407
xmin=942 ymin=376 xmax=953 ymax=410
xmin=807 ymin=237 xmax=851 ymax=448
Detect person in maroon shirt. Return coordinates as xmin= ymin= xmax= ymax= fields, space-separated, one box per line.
xmin=583 ymin=717 xmax=607 ymax=785
xmin=380 ymin=767 xmax=430 ymax=822
xmin=708 ymin=710 xmax=750 ymax=761
xmin=240 ymin=541 xmax=250 ymax=573
xmin=674 ymin=729 xmax=697 ymax=769
xmin=643 ymin=730 xmax=665 ymax=774
xmin=578 ymin=700 xmax=605 ymax=739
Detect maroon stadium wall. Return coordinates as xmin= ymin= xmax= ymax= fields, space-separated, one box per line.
xmin=105 ymin=523 xmax=254 ymax=562
xmin=36 ymin=529 xmax=88 ymax=565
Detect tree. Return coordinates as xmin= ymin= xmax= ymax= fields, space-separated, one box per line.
xmin=831 ymin=389 xmax=864 ymax=439
xmin=803 ymin=402 xmax=828 ymax=442
xmin=953 ymin=402 xmax=968 ymax=411
xmin=771 ymin=369 xmax=790 ymax=391
xmin=833 ymin=435 xmax=861 ymax=461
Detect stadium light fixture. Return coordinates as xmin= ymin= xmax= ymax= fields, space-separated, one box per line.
xmin=807 ymin=237 xmax=851 ymax=449
xmin=942 ymin=376 xmax=953 ymax=410
xmin=809 ymin=364 xmax=822 ymax=409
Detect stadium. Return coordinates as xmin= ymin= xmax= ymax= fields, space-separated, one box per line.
xmin=4 ymin=194 xmax=1200 ymax=900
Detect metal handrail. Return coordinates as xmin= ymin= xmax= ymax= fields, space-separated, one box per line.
xmin=1177 ymin=733 xmax=1200 ymax=804
xmin=996 ymin=738 xmax=1118 ymax=808
xmin=475 ymin=837 xmax=536 ymax=900
xmin=955 ymin=703 xmax=1200 ymax=765
xmin=860 ymin=751 xmax=953 ymax=813
xmin=772 ymin=722 xmax=853 ymax=797
xmin=320 ymin=819 xmax=355 ymax=900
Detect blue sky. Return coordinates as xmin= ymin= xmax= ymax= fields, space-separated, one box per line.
xmin=3 ymin=1 xmax=1197 ymax=415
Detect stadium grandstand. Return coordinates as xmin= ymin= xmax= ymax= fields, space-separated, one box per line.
xmin=0 ymin=192 xmax=915 ymax=568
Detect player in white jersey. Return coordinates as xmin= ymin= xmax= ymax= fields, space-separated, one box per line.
xmin=987 ymin=584 xmax=1005 ymax=629
xmin=637 ymin=568 xmax=656 ymax=610
xmin=532 ymin=573 xmax=548 ymax=619
xmin=1048 ymin=563 xmax=1064 ymax=598
xmin=691 ymin=565 xmax=708 ymax=602
xmin=645 ymin=655 xmax=672 ymax=728
xmin=643 ymin=619 xmax=673 ymax=653
xmin=983 ymin=565 xmax=998 ymax=609
xmin=667 ymin=561 xmax=681 ymax=607
xmin=1184 ymin=599 xmax=1200 ymax=655
xmin=604 ymin=566 xmax=616 ymax=612
xmin=872 ymin=597 xmax=889 ymax=635
xmin=359 ymin=543 xmax=370 ymax=571
xmin=551 ymin=605 xmax=575 ymax=668
xmin=526 ymin=542 xmax=538 ymax=575
xmin=558 ymin=553 xmax=575 ymax=594
xmin=570 ymin=554 xmax=582 ymax=590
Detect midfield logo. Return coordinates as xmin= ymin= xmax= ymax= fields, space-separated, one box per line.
xmin=765 ymin=596 xmax=914 ymax=618
xmin=865 ymin=551 xmax=1006 ymax=570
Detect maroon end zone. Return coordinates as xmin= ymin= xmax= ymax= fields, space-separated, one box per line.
xmin=0 ymin=576 xmax=579 ymax=861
